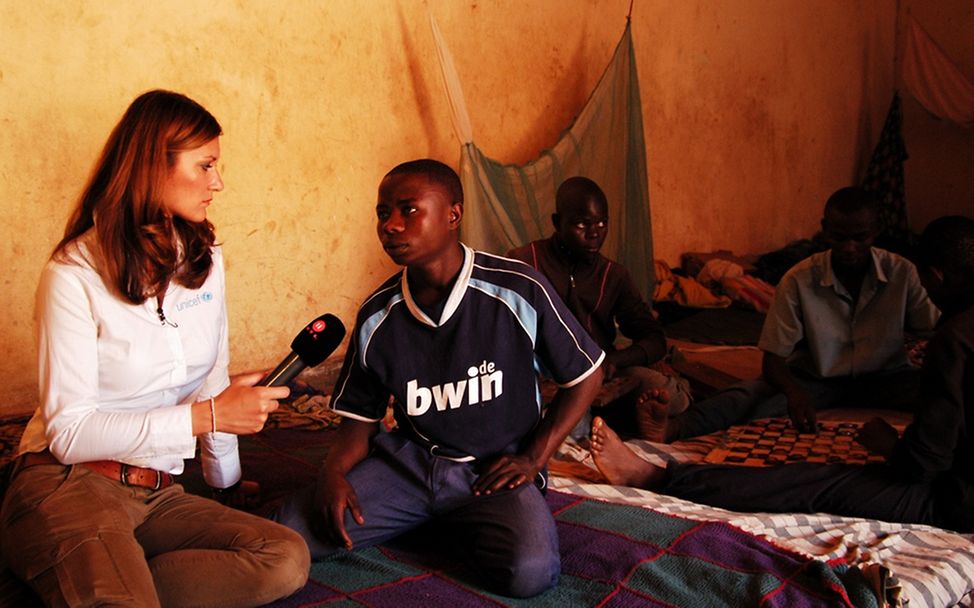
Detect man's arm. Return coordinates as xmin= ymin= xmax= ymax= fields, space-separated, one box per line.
xmin=472 ymin=366 xmax=604 ymax=496
xmin=755 ymin=268 xmax=815 ymax=430
xmin=605 ymin=343 xmax=657 ymax=374
xmin=762 ymin=351 xmax=816 ymax=432
xmin=313 ymin=418 xmax=378 ymax=549
xmin=856 ymin=417 xmax=899 ymax=458
xmin=903 ymin=262 xmax=940 ymax=333
xmin=611 ymin=265 xmax=667 ymax=373
xmin=888 ymin=325 xmax=966 ymax=482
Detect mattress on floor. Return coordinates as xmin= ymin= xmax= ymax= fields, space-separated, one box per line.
xmin=550 ymin=410 xmax=974 ymax=608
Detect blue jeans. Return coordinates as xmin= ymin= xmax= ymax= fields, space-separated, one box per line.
xmin=273 ymin=432 xmax=560 ymax=598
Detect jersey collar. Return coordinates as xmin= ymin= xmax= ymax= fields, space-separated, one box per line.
xmin=402 ymin=243 xmax=475 ymax=327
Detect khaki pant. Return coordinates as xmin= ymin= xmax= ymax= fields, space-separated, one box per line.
xmin=1 ymin=460 xmax=309 ymax=607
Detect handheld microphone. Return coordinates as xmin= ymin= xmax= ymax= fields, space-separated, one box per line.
xmin=258 ymin=313 xmax=346 ymax=387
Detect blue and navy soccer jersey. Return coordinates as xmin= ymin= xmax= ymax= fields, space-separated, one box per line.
xmin=331 ymin=244 xmax=604 ymax=461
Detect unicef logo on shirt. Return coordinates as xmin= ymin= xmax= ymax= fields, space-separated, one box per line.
xmin=176 ymin=292 xmax=215 ymax=312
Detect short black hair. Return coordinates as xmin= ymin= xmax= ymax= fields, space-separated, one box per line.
xmin=918 ymin=215 xmax=974 ymax=282
xmin=385 ymin=159 xmax=463 ymax=203
xmin=555 ymin=176 xmax=608 ymax=215
xmin=823 ymin=187 xmax=879 ymax=218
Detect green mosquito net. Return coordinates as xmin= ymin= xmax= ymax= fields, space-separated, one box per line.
xmin=432 ymin=18 xmax=656 ymax=296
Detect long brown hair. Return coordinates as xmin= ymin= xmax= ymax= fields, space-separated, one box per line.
xmin=54 ymin=90 xmax=222 ymax=304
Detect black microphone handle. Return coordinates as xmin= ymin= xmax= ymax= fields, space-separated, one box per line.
xmin=258 ymin=352 xmax=306 ymax=387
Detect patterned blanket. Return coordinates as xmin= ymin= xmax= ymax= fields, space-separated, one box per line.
xmin=265 ymin=489 xmax=874 ymax=608
xmin=184 ymin=421 xmax=881 ymax=607
xmin=551 ymin=414 xmax=974 ymax=608
xmin=187 ymin=423 xmax=880 ymax=607
xmin=1 ymin=406 xmax=969 ymax=607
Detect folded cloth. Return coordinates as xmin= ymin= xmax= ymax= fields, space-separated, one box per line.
xmin=653 ymin=260 xmax=732 ymax=308
xmin=720 ymin=274 xmax=775 ymax=313
xmin=696 ymin=258 xmax=745 ymax=287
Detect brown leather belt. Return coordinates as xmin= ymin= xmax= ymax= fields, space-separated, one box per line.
xmin=14 ymin=450 xmax=175 ymax=491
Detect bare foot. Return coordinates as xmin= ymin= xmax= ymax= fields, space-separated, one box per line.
xmin=634 ymin=388 xmax=678 ymax=443
xmin=590 ymin=416 xmax=666 ymax=488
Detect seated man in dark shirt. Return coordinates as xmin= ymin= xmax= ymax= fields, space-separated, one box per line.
xmin=508 ymin=176 xmax=690 ymax=439
xmin=590 ymin=215 xmax=974 ymax=533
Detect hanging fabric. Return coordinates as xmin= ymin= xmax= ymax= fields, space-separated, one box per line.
xmin=902 ymin=15 xmax=974 ymax=127
xmin=430 ymin=15 xmax=655 ymax=297
xmin=862 ymin=93 xmax=910 ymax=245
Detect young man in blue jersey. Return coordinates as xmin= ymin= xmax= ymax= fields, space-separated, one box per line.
xmin=274 ymin=159 xmax=605 ymax=597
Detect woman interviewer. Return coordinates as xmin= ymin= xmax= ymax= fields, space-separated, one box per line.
xmin=0 ymin=90 xmax=310 ymax=607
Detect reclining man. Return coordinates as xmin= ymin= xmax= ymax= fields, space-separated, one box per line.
xmin=591 ymin=215 xmax=974 ymax=533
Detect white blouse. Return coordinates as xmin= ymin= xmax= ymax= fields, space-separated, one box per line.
xmin=19 ymin=230 xmax=240 ymax=488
